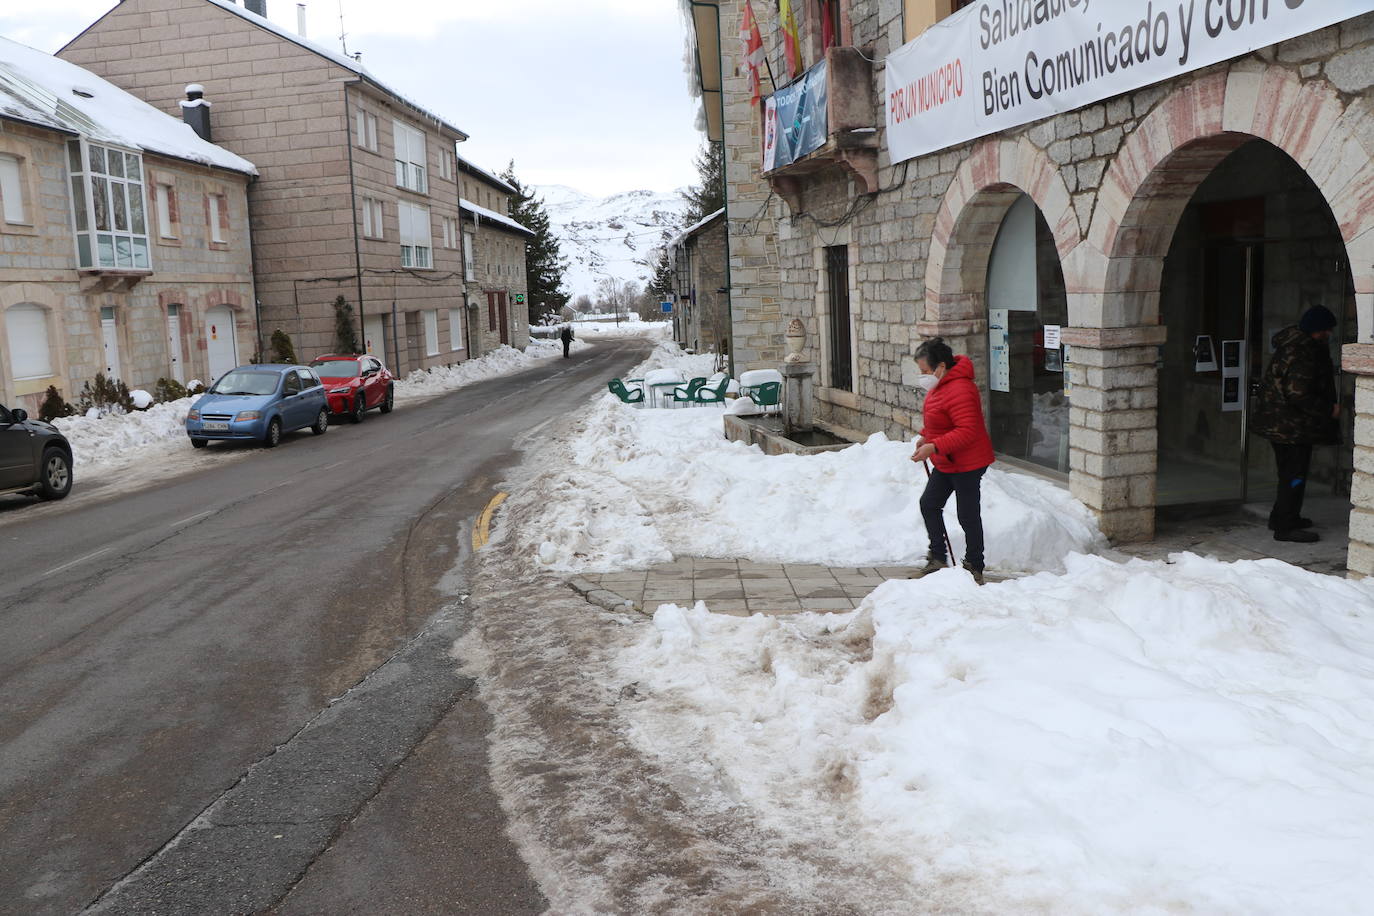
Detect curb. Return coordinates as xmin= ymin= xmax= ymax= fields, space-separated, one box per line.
xmin=567 ymin=577 xmax=644 ymax=615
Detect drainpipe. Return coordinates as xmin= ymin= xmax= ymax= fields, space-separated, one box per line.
xmin=343 ymin=81 xmax=366 ymax=353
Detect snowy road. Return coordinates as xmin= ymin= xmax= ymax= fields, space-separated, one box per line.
xmin=0 ymin=338 xmax=652 ymax=914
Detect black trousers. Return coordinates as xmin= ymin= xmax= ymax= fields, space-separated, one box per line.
xmin=920 ymin=466 xmax=987 ymax=570
xmin=562 ymin=339 xmax=571 ymax=357
xmin=1269 ymin=442 xmax=1313 ymax=531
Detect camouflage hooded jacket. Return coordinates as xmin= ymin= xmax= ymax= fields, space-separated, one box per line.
xmin=1250 ymin=326 xmax=1340 ymax=445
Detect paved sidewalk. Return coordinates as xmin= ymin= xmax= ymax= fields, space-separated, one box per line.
xmin=573 ymin=558 xmax=926 ymax=616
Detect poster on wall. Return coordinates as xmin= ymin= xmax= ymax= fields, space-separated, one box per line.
xmin=989 ymin=307 xmax=1011 ymax=393
xmin=1194 ymin=335 xmax=1217 ymax=373
xmin=1221 ymin=338 xmax=1245 ymax=412
xmin=884 ymin=1 xmax=1371 ymax=165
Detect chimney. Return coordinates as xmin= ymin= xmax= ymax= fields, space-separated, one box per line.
xmin=245 ymin=0 xmax=267 ymax=15
xmin=180 ymin=84 xmax=211 ymax=142
xmin=297 ymin=3 xmax=307 ymax=37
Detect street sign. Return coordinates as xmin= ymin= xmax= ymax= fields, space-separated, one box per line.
xmin=660 ymin=301 xmax=673 ymax=314
xmin=514 ymin=293 xmax=526 ymax=305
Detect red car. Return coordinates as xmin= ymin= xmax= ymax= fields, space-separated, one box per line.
xmin=310 ymin=354 xmax=395 ymax=422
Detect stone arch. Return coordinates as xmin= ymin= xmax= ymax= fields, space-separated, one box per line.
xmin=1086 ymin=65 xmax=1374 ymax=338
xmin=923 ymin=136 xmax=1082 ymax=334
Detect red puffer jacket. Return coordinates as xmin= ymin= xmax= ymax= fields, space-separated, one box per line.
xmin=919 ymin=355 xmax=996 ymax=474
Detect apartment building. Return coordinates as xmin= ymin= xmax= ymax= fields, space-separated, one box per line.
xmin=689 ymin=1 xmax=1374 ymax=575
xmin=458 ymin=158 xmax=532 ymax=353
xmin=60 ymin=0 xmax=471 ymax=375
xmin=0 ymin=37 xmax=256 ymax=412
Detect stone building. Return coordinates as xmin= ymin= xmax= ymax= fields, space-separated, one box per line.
xmin=689 ymin=1 xmax=1374 ymax=577
xmin=669 ymin=208 xmax=728 ymax=355
xmin=458 ymin=158 xmax=531 ymax=354
xmin=59 ymin=0 xmax=472 ymax=376
xmin=0 ymin=37 xmax=256 ymax=412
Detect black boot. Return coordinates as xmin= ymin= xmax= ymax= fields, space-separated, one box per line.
xmin=1274 ymin=529 xmax=1319 ymax=543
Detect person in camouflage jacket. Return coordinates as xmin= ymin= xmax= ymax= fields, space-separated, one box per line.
xmin=1250 ymin=306 xmax=1341 ymax=543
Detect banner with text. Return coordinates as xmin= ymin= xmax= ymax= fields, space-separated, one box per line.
xmin=886 ymin=0 xmax=1369 ymax=165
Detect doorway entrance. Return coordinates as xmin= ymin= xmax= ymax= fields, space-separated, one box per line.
xmin=363 ymin=312 xmax=386 ymax=358
xmin=985 ymin=194 xmax=1070 ymax=474
xmin=100 ymin=306 xmax=121 ymax=381
xmin=206 ymin=305 xmax=238 ymax=382
xmin=166 ymin=304 xmax=185 ymax=383
xmin=1157 ymin=140 xmax=1355 ymax=513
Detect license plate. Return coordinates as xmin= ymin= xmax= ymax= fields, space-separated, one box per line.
xmin=202 ymin=422 xmax=229 ymax=431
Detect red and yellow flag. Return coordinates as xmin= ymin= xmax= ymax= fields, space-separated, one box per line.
xmin=779 ymin=0 xmax=802 ymax=78
xmin=740 ymin=0 xmax=765 ymax=104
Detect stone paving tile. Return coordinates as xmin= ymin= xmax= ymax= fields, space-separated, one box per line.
xmin=797 ymin=586 xmax=849 ymax=599
xmin=697 ymin=586 xmax=746 ymax=600
xmin=801 ymin=598 xmax=857 ymax=611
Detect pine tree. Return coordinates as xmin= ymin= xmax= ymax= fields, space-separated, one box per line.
xmin=333 ymin=296 xmax=361 ymax=354
xmin=501 ymin=161 xmax=570 ymax=323
xmin=681 ymin=141 xmax=725 ymax=223
xmin=647 ymin=244 xmax=674 ymax=300
xmin=270 ymin=328 xmax=297 ymax=364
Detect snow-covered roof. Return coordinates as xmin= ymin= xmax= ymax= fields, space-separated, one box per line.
xmin=669 ymin=207 xmax=725 ymax=249
xmin=197 ymin=0 xmax=468 ymax=140
xmin=0 ymin=36 xmax=256 ymax=175
xmin=457 ymin=158 xmax=517 ymax=195
xmin=461 ymin=198 xmax=535 ymax=239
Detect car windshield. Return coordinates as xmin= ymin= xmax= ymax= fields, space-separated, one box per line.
xmin=311 ymin=360 xmax=362 ymax=379
xmin=209 ymin=370 xmax=281 ymax=396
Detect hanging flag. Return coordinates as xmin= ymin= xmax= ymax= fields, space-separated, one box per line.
xmin=739 ymin=0 xmax=765 ymax=105
xmin=779 ymin=0 xmax=802 ymax=79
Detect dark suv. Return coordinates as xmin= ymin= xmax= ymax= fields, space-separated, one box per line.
xmin=0 ymin=403 xmax=73 ymax=500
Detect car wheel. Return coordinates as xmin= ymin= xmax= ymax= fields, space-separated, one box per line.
xmin=311 ymin=408 xmax=329 ymax=435
xmin=263 ymin=417 xmax=282 ymax=448
xmin=37 ymin=448 xmax=72 ymax=500
xmin=380 ymin=385 xmax=394 ymax=414
xmin=190 ymin=437 xmax=209 ymax=449
xmin=351 ymin=394 xmax=366 ymax=424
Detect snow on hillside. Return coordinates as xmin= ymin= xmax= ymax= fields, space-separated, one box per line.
xmin=534 ymin=185 xmax=690 ymax=301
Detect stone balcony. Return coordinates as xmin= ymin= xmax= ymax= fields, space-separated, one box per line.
xmin=763 ymin=46 xmax=879 ymax=213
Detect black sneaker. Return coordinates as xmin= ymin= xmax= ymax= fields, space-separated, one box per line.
xmin=1274 ymin=529 xmax=1319 ymax=543
xmin=962 ymin=561 xmax=986 ymax=585
xmin=908 ymin=558 xmax=947 ymax=579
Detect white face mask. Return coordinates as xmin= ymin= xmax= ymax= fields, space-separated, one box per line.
xmin=916 ymin=374 xmax=938 ymax=392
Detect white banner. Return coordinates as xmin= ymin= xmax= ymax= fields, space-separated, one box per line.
xmin=886 ymin=0 xmax=1371 ymax=165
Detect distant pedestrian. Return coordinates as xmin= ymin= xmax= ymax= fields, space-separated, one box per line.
xmin=1251 ymin=305 xmax=1341 ymax=543
xmin=560 ymin=324 xmax=574 ymax=358
xmin=910 ymin=338 xmax=996 ymax=584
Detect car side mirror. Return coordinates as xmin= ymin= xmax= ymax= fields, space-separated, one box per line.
xmin=11 ymin=408 xmax=28 ymax=423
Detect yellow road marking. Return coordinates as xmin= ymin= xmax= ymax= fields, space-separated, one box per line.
xmin=471 ymin=491 xmax=509 ymax=550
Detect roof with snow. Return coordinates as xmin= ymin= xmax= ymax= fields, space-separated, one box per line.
xmin=461 ymin=198 xmax=535 ymax=239
xmin=0 ymin=36 xmax=256 ymax=175
xmin=457 ymin=158 xmax=517 ymax=195
xmin=669 ymin=207 xmax=725 ymax=249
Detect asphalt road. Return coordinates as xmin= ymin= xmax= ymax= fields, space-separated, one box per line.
xmin=0 ymin=337 xmax=653 ymax=915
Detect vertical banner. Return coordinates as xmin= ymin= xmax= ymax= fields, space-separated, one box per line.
xmin=763 ymin=96 xmax=780 ymax=172
xmin=885 ymin=1 xmax=1372 ymax=165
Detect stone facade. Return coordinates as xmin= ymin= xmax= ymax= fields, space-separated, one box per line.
xmin=0 ymin=115 xmax=254 ymax=413
xmin=702 ymin=2 xmax=1374 ymax=575
xmin=458 ymin=162 xmax=531 ymax=355
xmin=60 ymin=0 xmax=470 ymax=376
xmin=670 ymin=210 xmax=728 ymax=356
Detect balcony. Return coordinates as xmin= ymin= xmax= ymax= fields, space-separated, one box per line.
xmin=763 ymin=47 xmax=879 ymax=212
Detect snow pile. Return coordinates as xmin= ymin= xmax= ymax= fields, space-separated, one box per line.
xmin=395 ymin=339 xmax=589 ymax=401
xmin=620 ymin=554 xmax=1374 ymax=912
xmin=52 ymin=397 xmax=196 ymax=473
xmin=510 ymin=343 xmax=1102 ymax=573
xmin=572 ymin=319 xmax=672 ymax=340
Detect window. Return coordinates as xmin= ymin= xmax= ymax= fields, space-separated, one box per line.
xmin=441 ymin=215 xmax=458 ymax=249
xmin=155 ymin=182 xmax=178 ymax=239
xmin=207 ymin=193 xmax=227 ymax=243
xmin=5 ymin=304 xmax=53 ymax=380
xmin=362 ymin=197 xmax=384 ymax=239
xmin=424 ymin=308 xmax=439 ymax=356
xmin=824 ymin=244 xmax=853 ymax=391
xmin=448 ymin=307 xmax=463 ymax=351
xmin=0 ymin=153 xmax=26 ymax=224
xmin=438 ymin=149 xmax=454 ymax=181
xmin=397 ymin=201 xmax=432 ymax=268
xmin=67 ymin=140 xmax=150 ymax=270
xmin=904 ymin=0 xmax=973 ymax=41
xmin=392 ymin=120 xmax=427 ymax=193
xmin=819 ymin=0 xmax=842 ymax=50
xmin=463 ymin=231 xmax=475 ymax=281
xmin=283 ymin=372 xmax=301 ymax=395
xmin=297 ymin=368 xmax=319 ymax=388
xmin=355 ymin=109 xmax=378 ymax=151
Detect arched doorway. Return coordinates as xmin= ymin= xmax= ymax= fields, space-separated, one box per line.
xmin=985 ymin=193 xmax=1071 ymax=474
xmin=1157 ymin=140 xmax=1356 ymax=515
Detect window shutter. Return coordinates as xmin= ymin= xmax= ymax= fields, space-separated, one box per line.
xmin=6 ymin=304 xmax=53 ymax=379
xmin=0 ymin=154 xmax=25 ymax=223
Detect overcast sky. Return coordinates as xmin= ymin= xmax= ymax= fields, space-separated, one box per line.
xmin=1 ymin=0 xmax=705 ymax=197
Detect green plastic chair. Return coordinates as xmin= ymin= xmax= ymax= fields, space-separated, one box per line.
xmin=672 ymin=377 xmax=708 ymax=405
xmin=753 ymin=381 xmax=782 ymax=413
xmin=694 ymin=375 xmax=730 ymax=404
xmin=608 ymin=378 xmax=645 ymax=404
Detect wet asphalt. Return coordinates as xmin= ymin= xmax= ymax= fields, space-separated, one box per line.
xmin=0 ymin=338 xmax=652 ymax=915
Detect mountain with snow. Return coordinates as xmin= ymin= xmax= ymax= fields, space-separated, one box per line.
xmin=533 ymin=185 xmax=691 ymax=301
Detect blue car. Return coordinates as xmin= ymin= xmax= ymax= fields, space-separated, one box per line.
xmin=186 ymin=364 xmax=330 ymax=448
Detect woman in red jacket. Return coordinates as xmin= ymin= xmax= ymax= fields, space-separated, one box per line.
xmin=909 ymin=338 xmax=996 ymax=584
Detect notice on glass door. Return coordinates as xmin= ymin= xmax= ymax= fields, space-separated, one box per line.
xmin=989 ymin=308 xmax=1010 ymax=393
